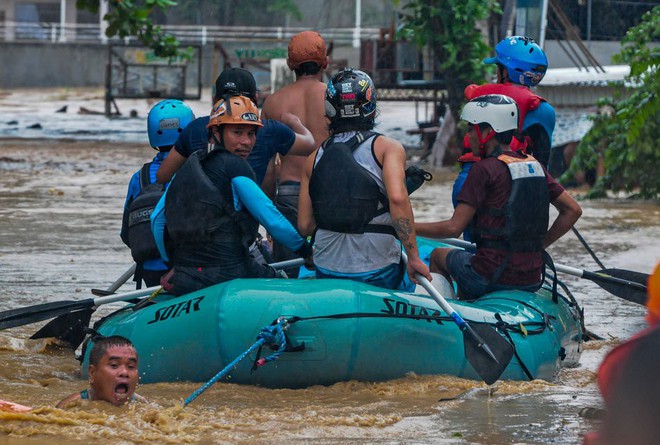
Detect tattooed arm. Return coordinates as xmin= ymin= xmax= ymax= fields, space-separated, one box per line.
xmin=377 ymin=136 xmax=431 ymax=283
xmin=414 ymin=203 xmax=476 ymax=239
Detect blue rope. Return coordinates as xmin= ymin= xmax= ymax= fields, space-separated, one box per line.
xmin=183 ymin=318 xmax=288 ymax=406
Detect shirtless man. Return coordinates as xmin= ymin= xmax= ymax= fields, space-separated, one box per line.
xmin=261 ymin=30 xmax=330 ymax=276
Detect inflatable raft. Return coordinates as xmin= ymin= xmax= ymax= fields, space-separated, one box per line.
xmin=81 ymin=239 xmax=583 ymax=388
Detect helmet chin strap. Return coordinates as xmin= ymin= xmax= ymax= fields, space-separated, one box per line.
xmin=210 ymin=127 xmax=224 ymax=148
xmin=473 ymin=125 xmax=496 ymax=157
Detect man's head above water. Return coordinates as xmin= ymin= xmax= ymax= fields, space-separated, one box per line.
xmin=88 ymin=335 xmax=140 ymax=406
xmin=56 ymin=335 xmax=143 ymax=409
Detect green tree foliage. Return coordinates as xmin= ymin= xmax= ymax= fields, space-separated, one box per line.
xmin=76 ymin=0 xmax=181 ymax=58
xmin=562 ymin=7 xmax=659 ymax=199
xmin=395 ymin=0 xmax=501 ymax=121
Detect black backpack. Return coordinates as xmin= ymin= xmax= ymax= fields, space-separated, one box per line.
xmin=310 ymin=131 xmax=393 ymax=234
xmin=126 ymin=163 xmax=164 ymax=263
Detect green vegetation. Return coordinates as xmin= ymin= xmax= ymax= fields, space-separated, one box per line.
xmin=77 ymin=0 xmax=181 ymax=58
xmin=562 ymin=6 xmax=659 ymax=199
xmin=395 ymin=0 xmax=501 ymax=121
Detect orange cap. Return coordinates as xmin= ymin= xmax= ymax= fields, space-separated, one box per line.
xmin=287 ymin=31 xmax=328 ymax=70
xmin=647 ymin=261 xmax=660 ymax=325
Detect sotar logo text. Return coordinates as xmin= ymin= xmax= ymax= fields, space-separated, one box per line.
xmin=381 ymin=297 xmax=445 ymax=325
xmin=147 ymin=296 xmax=204 ymax=324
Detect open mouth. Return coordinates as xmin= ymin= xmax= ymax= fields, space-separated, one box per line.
xmin=114 ymin=383 xmax=130 ymax=399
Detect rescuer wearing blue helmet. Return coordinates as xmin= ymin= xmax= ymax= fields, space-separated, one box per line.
xmin=121 ymin=99 xmax=195 ymax=288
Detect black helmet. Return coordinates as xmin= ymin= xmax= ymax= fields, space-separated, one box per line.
xmin=325 ymin=68 xmax=377 ymax=121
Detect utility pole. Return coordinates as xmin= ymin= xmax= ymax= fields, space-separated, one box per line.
xmin=59 ymin=0 xmax=66 ymax=42
xmin=353 ymin=0 xmax=361 ymax=49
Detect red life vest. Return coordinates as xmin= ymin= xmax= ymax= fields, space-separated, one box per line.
xmin=464 ymin=83 xmax=547 ymax=152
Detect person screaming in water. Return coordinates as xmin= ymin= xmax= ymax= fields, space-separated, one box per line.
xmin=56 ymin=336 xmax=146 ymax=408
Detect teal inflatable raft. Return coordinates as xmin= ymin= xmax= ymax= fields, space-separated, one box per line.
xmin=81 ymin=240 xmax=583 ymax=387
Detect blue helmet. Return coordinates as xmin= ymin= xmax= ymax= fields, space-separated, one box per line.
xmin=147 ymin=99 xmax=195 ymax=150
xmin=484 ymin=36 xmax=548 ymax=87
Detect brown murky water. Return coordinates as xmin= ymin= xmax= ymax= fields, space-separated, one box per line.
xmin=1 ymin=90 xmax=658 ymax=444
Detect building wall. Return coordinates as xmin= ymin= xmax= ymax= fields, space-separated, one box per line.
xmin=544 ymin=40 xmax=624 ymax=68
xmin=0 ymin=42 xmax=107 ymax=88
xmin=0 ymin=38 xmax=627 ymax=89
xmin=0 ymin=40 xmax=359 ymax=89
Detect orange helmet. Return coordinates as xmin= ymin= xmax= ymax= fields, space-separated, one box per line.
xmin=207 ymin=95 xmax=263 ymax=129
xmin=287 ymin=31 xmax=328 ymax=71
xmin=647 ymin=261 xmax=660 ymax=326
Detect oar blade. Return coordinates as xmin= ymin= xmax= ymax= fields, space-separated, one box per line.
xmin=593 ymin=269 xmax=648 ymax=306
xmin=0 ymin=300 xmax=92 ymax=330
xmin=599 ymin=268 xmax=650 ymax=286
xmin=463 ymin=323 xmax=514 ymax=385
xmin=30 ymin=308 xmax=93 ymax=348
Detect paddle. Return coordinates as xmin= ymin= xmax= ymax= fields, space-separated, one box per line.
xmin=571 ymin=227 xmax=606 ymax=269
xmin=90 ymin=264 xmax=137 ymax=297
xmin=404 ymin=253 xmax=514 ymax=384
xmin=0 ymin=258 xmax=306 ymax=332
xmin=31 ymin=264 xmax=138 ymax=345
xmin=436 ymin=237 xmax=649 ymax=306
xmin=0 ymin=286 xmax=161 ymax=331
xmin=417 ymin=275 xmax=514 ymax=384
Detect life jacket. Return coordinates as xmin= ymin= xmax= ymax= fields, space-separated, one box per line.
xmin=126 ymin=163 xmax=164 ymax=263
xmin=309 ymin=131 xmax=395 ymax=236
xmin=464 ymin=83 xmax=548 ymax=152
xmin=165 ymin=149 xmax=259 ymax=253
xmin=471 ymin=152 xmax=549 ymax=254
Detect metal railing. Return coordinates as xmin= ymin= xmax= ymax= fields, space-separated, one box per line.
xmin=0 ymin=21 xmax=382 ymax=45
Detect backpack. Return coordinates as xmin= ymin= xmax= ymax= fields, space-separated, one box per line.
xmin=127 ymin=163 xmax=165 ymax=263
xmin=310 ymin=131 xmax=395 ymax=235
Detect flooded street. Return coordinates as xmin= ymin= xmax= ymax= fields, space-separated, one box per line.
xmin=0 ymin=88 xmax=658 ymax=444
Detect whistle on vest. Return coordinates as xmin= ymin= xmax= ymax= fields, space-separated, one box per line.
xmin=405 ymin=166 xmax=433 ymax=195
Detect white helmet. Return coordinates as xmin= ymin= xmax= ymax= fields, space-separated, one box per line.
xmin=460 ymin=94 xmax=519 ymax=133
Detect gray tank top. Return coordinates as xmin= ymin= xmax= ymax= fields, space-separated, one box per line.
xmin=312 ymin=131 xmax=401 ymax=274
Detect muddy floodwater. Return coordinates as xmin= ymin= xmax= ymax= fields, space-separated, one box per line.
xmin=0 ymin=89 xmax=658 ymax=444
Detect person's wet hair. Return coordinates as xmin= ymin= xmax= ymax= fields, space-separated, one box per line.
xmin=294 ymin=61 xmax=322 ymax=77
xmin=89 ymin=335 xmax=136 ymax=366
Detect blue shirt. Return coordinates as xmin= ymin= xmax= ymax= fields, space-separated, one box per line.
xmin=522 ymin=101 xmax=555 ymax=144
xmin=452 ymin=161 xmax=475 ymax=242
xmin=174 ymin=116 xmax=296 ymax=186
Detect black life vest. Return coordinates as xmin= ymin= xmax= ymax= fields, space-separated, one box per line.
xmin=471 ymin=152 xmax=549 ymax=253
xmin=165 ymin=148 xmax=259 ymax=257
xmin=126 ymin=163 xmax=164 ymax=263
xmin=309 ymin=131 xmax=394 ymax=235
